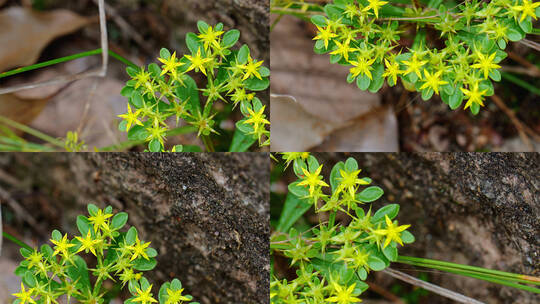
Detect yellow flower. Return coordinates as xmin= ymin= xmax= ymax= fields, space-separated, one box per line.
xmin=471 ymin=51 xmax=501 ymax=79
xmin=12 ymin=283 xmax=36 ymax=304
xmin=133 ymin=68 xmax=152 ymax=90
xmin=197 ymin=26 xmax=224 ymax=51
xmin=326 ymin=282 xmax=362 ymax=304
xmin=402 ymin=53 xmax=428 ymax=79
xmin=133 ymin=285 xmax=158 ymax=304
xmin=158 ymin=51 xmax=183 ymax=80
xmin=51 ymin=233 xmax=75 ymax=258
xmin=240 ymin=55 xmax=264 ymax=80
xmin=118 ymin=104 xmax=144 ymax=131
xmin=330 ymin=40 xmax=355 ymax=62
xmin=88 ymin=208 xmax=113 ymax=233
xmin=184 ymin=48 xmax=212 ymax=76
xmin=128 ymin=236 xmax=151 ymax=261
xmin=511 ymin=0 xmax=540 ymax=22
xmin=363 ymin=0 xmax=388 ymax=18
xmin=373 ymin=215 xmax=411 ymax=248
xmin=461 ymin=82 xmax=487 ymax=110
xmin=75 ymin=230 xmax=102 ymax=257
xmin=313 ymin=25 xmax=337 ymax=49
xmin=165 ymin=288 xmax=191 ymax=304
xmin=243 ymin=106 xmax=270 ymax=135
xmin=419 ymin=70 xmax=448 ymax=95
xmin=297 ymin=165 xmax=329 ymax=197
xmin=145 ymin=118 xmax=168 ymax=147
xmin=349 ymin=57 xmax=376 ymax=80
xmin=382 ymin=58 xmax=404 ymax=85
xmin=337 ymin=169 xmax=369 ymax=198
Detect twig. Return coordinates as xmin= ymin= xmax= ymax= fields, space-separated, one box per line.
xmin=366 ymin=281 xmax=406 ymax=304
xmin=519 ymin=39 xmax=540 ymax=52
xmin=92 ymin=0 xmax=153 ymax=55
xmin=383 ymin=267 xmax=485 ymax=304
xmin=490 ymin=94 xmax=539 ymax=149
xmin=0 ymin=0 xmax=109 ymax=95
xmin=0 ymin=186 xmax=43 ymax=233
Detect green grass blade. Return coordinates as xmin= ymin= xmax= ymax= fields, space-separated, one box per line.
xmin=501 ymin=72 xmax=540 ymax=96
xmin=0 ymin=115 xmax=64 ymax=148
xmin=0 ymin=48 xmax=138 ymax=80
xmin=3 ymin=231 xmax=33 ymax=251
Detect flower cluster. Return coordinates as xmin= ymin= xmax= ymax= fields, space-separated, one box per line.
xmin=270 ymin=153 xmax=414 ymax=303
xmin=11 ymin=204 xmax=198 ymax=304
xmin=312 ymin=0 xmax=539 ymax=114
xmin=118 ymin=20 xmax=270 ymax=151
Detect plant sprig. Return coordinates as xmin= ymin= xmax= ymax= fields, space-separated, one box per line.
xmin=117 ymin=20 xmax=270 ymax=152
xmin=11 ymin=204 xmax=198 ymax=304
xmin=271 ymin=152 xmax=414 ymax=303
xmin=309 ymin=0 xmax=540 ymax=114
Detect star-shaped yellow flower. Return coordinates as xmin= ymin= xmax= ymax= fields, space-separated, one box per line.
xmin=128 ymin=236 xmax=151 ymax=261
xmin=51 ymin=233 xmax=76 ymax=258
xmin=75 ymin=230 xmax=102 ymax=257
xmin=326 ymin=282 xmax=362 ymax=304
xmin=158 ymin=51 xmax=183 ymax=80
xmin=363 ymin=0 xmax=388 ymax=19
xmin=165 ymin=288 xmax=191 ymax=304
xmin=349 ymin=57 xmax=376 ymax=80
xmin=419 ymin=70 xmax=448 ymax=95
xmin=197 ymin=26 xmax=224 ymax=51
xmin=313 ymin=25 xmax=337 ymax=49
xmin=133 ymin=285 xmax=158 ymax=304
xmin=243 ymin=106 xmax=270 ymax=135
xmin=461 ymin=82 xmax=488 ymax=110
xmin=337 ymin=169 xmax=369 ymax=198
xmin=241 ymin=55 xmax=264 ymax=80
xmin=184 ymin=48 xmax=213 ymax=76
xmin=382 ymin=58 xmax=404 ymax=85
xmin=402 ymin=53 xmax=428 ymax=79
xmin=330 ymin=40 xmax=355 ymax=62
xmin=373 ymin=215 xmax=411 ymax=248
xmin=88 ymin=208 xmax=113 ymax=233
xmin=118 ymin=104 xmax=144 ymax=131
xmin=511 ymin=0 xmax=540 ymax=22
xmin=471 ymin=51 xmax=501 ymax=79
xmin=12 ymin=283 xmax=36 ymax=304
xmin=297 ymin=165 xmax=329 ymax=197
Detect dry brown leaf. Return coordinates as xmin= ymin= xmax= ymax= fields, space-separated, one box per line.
xmin=271 ymin=94 xmax=399 ymax=152
xmin=270 ymin=94 xmax=338 ymax=151
xmin=0 ymin=93 xmax=50 ymax=127
xmin=0 ymin=7 xmax=88 ymax=72
xmin=314 ymin=106 xmax=399 ymax=152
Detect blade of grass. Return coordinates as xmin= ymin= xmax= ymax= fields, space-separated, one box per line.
xmin=2 ymin=231 xmax=33 ymax=251
xmin=0 ymin=115 xmax=64 ymax=148
xmin=501 ymin=72 xmax=540 ymax=96
xmin=398 ymin=256 xmax=540 ymax=288
xmin=0 ymin=49 xmax=137 ymax=80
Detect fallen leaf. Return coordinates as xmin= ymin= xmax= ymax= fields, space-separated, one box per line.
xmin=30 ymin=76 xmax=127 ymax=148
xmin=270 ymin=94 xmax=337 ymax=151
xmin=0 ymin=93 xmax=50 ymax=128
xmin=0 ymin=7 xmax=89 ymax=72
xmin=313 ymin=106 xmax=399 ymax=152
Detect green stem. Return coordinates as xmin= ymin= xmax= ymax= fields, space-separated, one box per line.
xmin=501 ymin=72 xmax=540 ymax=96
xmin=397 ymin=256 xmax=540 ymax=288
xmin=202 ymin=135 xmax=215 ymax=152
xmin=3 ymin=231 xmax=33 ymax=251
xmin=0 ymin=49 xmax=137 ymax=80
xmin=328 ymin=211 xmax=336 ymax=228
xmin=0 ymin=116 xmax=64 ymax=147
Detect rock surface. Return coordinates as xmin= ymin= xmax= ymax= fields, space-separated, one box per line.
xmin=0 ymin=153 xmax=270 ymax=304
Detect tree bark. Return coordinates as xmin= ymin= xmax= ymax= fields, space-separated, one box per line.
xmin=0 ymin=153 xmax=270 ymax=304
xmin=315 ymin=152 xmax=539 ymax=303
